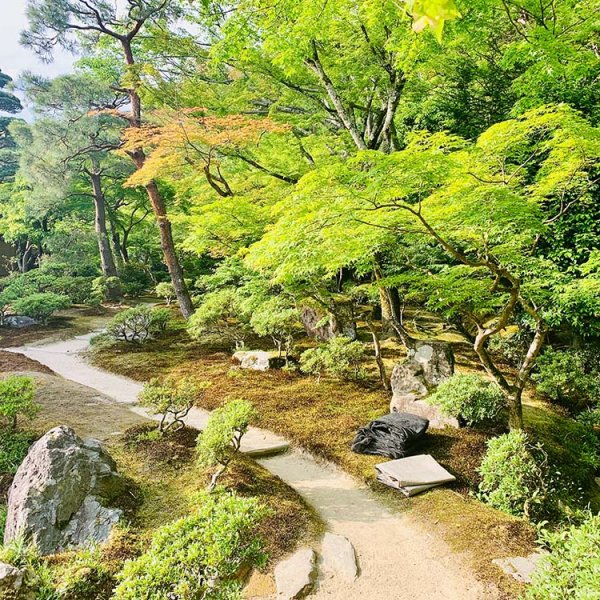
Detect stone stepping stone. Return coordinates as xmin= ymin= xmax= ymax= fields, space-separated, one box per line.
xmin=274 ymin=548 xmax=317 ymax=599
xmin=492 ymin=551 xmax=547 ymax=583
xmin=320 ymin=532 xmax=359 ymax=582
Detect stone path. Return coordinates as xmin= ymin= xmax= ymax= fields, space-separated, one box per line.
xmin=7 ymin=333 xmax=499 ymax=600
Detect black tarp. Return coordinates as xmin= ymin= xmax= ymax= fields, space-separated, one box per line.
xmin=351 ymin=412 xmax=429 ymax=459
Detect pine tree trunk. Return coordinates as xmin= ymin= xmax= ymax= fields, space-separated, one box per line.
xmin=89 ymin=170 xmax=118 ymax=278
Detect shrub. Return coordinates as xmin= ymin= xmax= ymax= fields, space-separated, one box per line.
xmin=155 ymin=281 xmax=175 ymax=305
xmin=478 ymin=430 xmax=554 ymax=521
xmin=0 ymin=537 xmax=55 ymax=597
xmin=112 ymin=491 xmax=268 ymax=600
xmin=53 ymin=546 xmax=114 ymax=600
xmin=0 ymin=375 xmax=38 ymax=431
xmin=106 ymin=306 xmax=170 ymax=343
xmin=197 ymin=398 xmax=256 ymax=491
xmin=119 ymin=263 xmax=152 ymax=297
xmin=426 ymin=373 xmax=506 ymax=425
xmin=300 ymin=336 xmax=366 ymax=382
xmin=250 ymin=298 xmax=298 ymax=362
xmin=50 ymin=275 xmax=95 ymax=305
xmin=576 ymin=408 xmax=600 ymax=428
xmin=139 ymin=377 xmax=210 ymax=433
xmin=534 ymin=348 xmax=600 ymax=410
xmin=0 ymin=430 xmax=32 ymax=473
xmin=525 ymin=514 xmax=600 ymax=599
xmin=92 ymin=276 xmax=124 ymax=302
xmin=11 ymin=292 xmax=70 ymax=324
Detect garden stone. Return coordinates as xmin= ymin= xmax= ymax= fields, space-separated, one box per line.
xmin=390 ymin=341 xmax=458 ymax=428
xmin=320 ymin=533 xmax=358 ymax=582
xmin=232 ymin=350 xmax=275 ymax=371
xmin=0 ymin=562 xmax=35 ymax=599
xmin=300 ymin=305 xmax=356 ymax=341
xmin=4 ymin=316 xmax=38 ymax=329
xmin=4 ymin=426 xmax=126 ymax=555
xmin=274 ymin=548 xmax=317 ymax=599
xmin=492 ymin=551 xmax=548 ymax=584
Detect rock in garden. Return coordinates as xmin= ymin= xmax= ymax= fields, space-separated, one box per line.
xmin=390 ymin=341 xmax=458 ymax=428
xmin=274 ymin=548 xmax=317 ymax=599
xmin=4 ymin=316 xmax=38 ymax=329
xmin=232 ymin=350 xmax=277 ymax=371
xmin=0 ymin=561 xmax=34 ymax=599
xmin=320 ymin=533 xmax=359 ymax=582
xmin=492 ymin=551 xmax=548 ymax=584
xmin=300 ymin=305 xmax=356 ymax=341
xmin=4 ymin=426 xmax=126 ymax=555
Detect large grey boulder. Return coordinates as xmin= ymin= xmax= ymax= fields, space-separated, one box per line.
xmin=0 ymin=562 xmax=35 ymax=599
xmin=4 ymin=316 xmax=37 ymax=329
xmin=300 ymin=305 xmax=356 ymax=341
xmin=390 ymin=341 xmax=458 ymax=428
xmin=4 ymin=426 xmax=126 ymax=555
xmin=274 ymin=548 xmax=317 ymax=599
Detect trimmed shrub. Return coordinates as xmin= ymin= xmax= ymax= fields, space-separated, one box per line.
xmin=119 ymin=263 xmax=152 ymax=297
xmin=92 ymin=276 xmax=123 ymax=302
xmin=0 ymin=375 xmax=38 ymax=431
xmin=112 ymin=491 xmax=269 ymax=600
xmin=525 ymin=514 xmax=600 ymax=599
xmin=155 ymin=281 xmax=175 ymax=305
xmin=426 ymin=373 xmax=506 ymax=425
xmin=11 ymin=292 xmax=70 ymax=324
xmin=106 ymin=306 xmax=170 ymax=343
xmin=478 ymin=430 xmax=554 ymax=521
xmin=300 ymin=336 xmax=366 ymax=382
xmin=197 ymin=399 xmax=256 ymax=491
xmin=534 ymin=348 xmax=600 ymax=410
xmin=139 ymin=377 xmax=210 ymax=433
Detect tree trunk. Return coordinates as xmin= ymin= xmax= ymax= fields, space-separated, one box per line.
xmin=121 ymin=38 xmax=193 ymax=319
xmin=89 ymin=170 xmax=118 ymax=278
xmin=366 ymin=319 xmax=389 ymax=390
xmin=508 ymin=389 xmax=524 ymax=430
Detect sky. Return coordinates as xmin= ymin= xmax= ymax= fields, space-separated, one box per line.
xmin=0 ymin=1 xmax=76 ymax=117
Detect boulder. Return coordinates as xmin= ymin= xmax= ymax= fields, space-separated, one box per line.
xmin=4 ymin=426 xmax=126 ymax=555
xmin=492 ymin=551 xmax=548 ymax=584
xmin=0 ymin=562 xmax=35 ymax=600
xmin=390 ymin=341 xmax=458 ymax=428
xmin=232 ymin=350 xmax=283 ymax=371
xmin=274 ymin=548 xmax=317 ymax=599
xmin=300 ymin=305 xmax=356 ymax=341
xmin=320 ymin=533 xmax=359 ymax=582
xmin=4 ymin=316 xmax=37 ymax=329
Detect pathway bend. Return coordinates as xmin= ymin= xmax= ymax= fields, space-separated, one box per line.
xmin=8 ymin=332 xmax=499 ymax=600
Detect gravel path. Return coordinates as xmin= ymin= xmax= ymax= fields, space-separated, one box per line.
xmin=8 ymin=333 xmax=499 ymax=600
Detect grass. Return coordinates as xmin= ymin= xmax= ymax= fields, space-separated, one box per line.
xmin=90 ymin=315 xmax=542 ymax=597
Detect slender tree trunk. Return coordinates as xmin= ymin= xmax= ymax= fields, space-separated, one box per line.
xmin=89 ymin=170 xmax=118 ymax=278
xmin=366 ymin=319 xmax=389 ymax=390
xmin=508 ymin=389 xmax=524 ymax=430
xmin=120 ymin=38 xmax=193 ymax=319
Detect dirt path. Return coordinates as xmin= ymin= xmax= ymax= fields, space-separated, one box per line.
xmin=7 ymin=333 xmax=499 ymax=600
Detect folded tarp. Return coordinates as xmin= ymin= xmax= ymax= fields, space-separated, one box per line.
xmin=351 ymin=412 xmax=429 ymax=459
xmin=375 ymin=454 xmax=456 ymax=497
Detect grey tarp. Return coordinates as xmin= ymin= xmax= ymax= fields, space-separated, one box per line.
xmin=350 ymin=412 xmax=429 ymax=459
xmin=375 ymin=454 xmax=456 ymax=497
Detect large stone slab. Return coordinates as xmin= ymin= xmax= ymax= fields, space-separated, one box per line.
xmin=4 ymin=426 xmax=126 ymax=555
xmin=320 ymin=533 xmax=358 ymax=582
xmin=274 ymin=548 xmax=317 ymax=599
xmin=232 ymin=350 xmax=283 ymax=371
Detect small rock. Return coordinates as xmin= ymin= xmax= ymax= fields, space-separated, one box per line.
xmin=4 ymin=316 xmax=38 ymax=329
xmin=233 ymin=350 xmax=282 ymax=371
xmin=320 ymin=533 xmax=358 ymax=582
xmin=0 ymin=562 xmax=34 ymax=599
xmin=492 ymin=551 xmax=548 ymax=584
xmin=274 ymin=548 xmax=317 ymax=599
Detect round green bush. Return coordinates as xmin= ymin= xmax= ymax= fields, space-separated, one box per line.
xmin=11 ymin=292 xmax=70 ymax=324
xmin=478 ymin=430 xmax=553 ymax=521
xmin=426 ymin=373 xmax=505 ymax=425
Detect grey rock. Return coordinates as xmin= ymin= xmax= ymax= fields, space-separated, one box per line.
xmin=274 ymin=548 xmax=317 ymax=599
xmin=0 ymin=562 xmax=35 ymax=600
xmin=492 ymin=551 xmax=548 ymax=584
xmin=4 ymin=316 xmax=38 ymax=329
xmin=320 ymin=533 xmax=358 ymax=582
xmin=232 ymin=350 xmax=275 ymax=371
xmin=300 ymin=305 xmax=356 ymax=341
xmin=390 ymin=341 xmax=457 ymax=428
xmin=4 ymin=426 xmax=126 ymax=555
